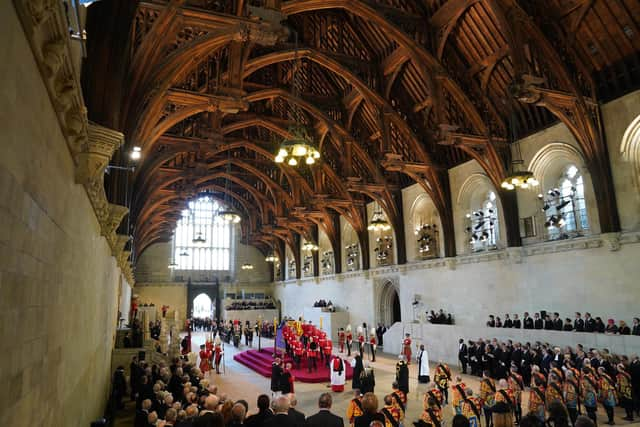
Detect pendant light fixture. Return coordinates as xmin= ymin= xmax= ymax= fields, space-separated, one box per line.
xmin=218 ymin=149 xmax=242 ymax=224
xmin=274 ymin=30 xmax=320 ymax=166
xmin=501 ymin=83 xmax=539 ymax=190
xmin=367 ymin=202 xmax=392 ymax=231
xmin=302 ymin=240 xmax=319 ymax=251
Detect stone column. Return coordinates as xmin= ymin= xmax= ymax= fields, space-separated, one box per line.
xmin=160 ymin=317 xmax=169 ymax=354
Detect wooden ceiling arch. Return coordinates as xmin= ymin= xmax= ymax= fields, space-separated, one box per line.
xmin=81 ymin=0 xmax=638 ymax=267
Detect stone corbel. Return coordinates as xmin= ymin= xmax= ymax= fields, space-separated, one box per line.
xmin=75 ymin=123 xmax=125 ymax=185
xmin=445 ymin=257 xmax=457 ymax=270
xmin=112 ymin=234 xmax=130 ymax=259
xmin=102 ymin=204 xmax=129 ymax=238
xmin=601 ymin=232 xmax=621 ymax=251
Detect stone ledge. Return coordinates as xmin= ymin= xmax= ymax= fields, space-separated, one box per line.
xmin=274 ymin=231 xmax=640 ymax=286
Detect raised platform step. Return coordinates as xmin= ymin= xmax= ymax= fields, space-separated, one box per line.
xmin=233 ymin=347 xmax=353 ymax=384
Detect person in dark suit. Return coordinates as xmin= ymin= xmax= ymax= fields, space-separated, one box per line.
xmin=264 ymin=396 xmax=295 ymax=427
xmin=193 ymin=395 xmax=223 ymax=427
xmin=245 ymin=394 xmax=273 ymax=427
xmin=523 ymin=312 xmax=533 ymax=329
xmin=533 ymin=313 xmax=543 ymax=329
xmin=584 ymin=312 xmax=596 ymax=332
xmin=503 ymin=314 xmax=513 ymax=328
xmin=354 ymin=393 xmax=385 ymax=427
xmin=134 ymin=399 xmax=151 ymax=427
xmin=305 ymin=393 xmax=344 ymax=427
xmin=552 ymin=313 xmax=563 ymax=331
xmin=226 ymin=403 xmax=247 ymax=427
xmin=271 ymin=358 xmax=282 ymax=396
xmin=574 ymin=312 xmax=585 ymax=332
xmin=458 ymin=339 xmax=468 ymax=374
xmin=286 ymin=394 xmax=305 ymax=427
xmin=512 ymin=314 xmax=521 ymax=329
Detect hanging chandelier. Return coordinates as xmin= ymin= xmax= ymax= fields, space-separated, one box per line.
xmin=302 ymin=240 xmax=319 ymax=251
xmin=501 ymin=82 xmax=539 ymax=190
xmin=218 ymin=209 xmax=242 ymax=224
xmin=241 ymin=263 xmax=254 ymax=270
xmin=273 ymin=29 xmax=320 ymax=167
xmin=192 ymin=230 xmax=206 ymax=243
xmin=275 ymin=125 xmax=321 ymax=166
xmin=368 ymin=208 xmax=391 ymax=231
xmin=265 ymin=252 xmax=279 ymax=263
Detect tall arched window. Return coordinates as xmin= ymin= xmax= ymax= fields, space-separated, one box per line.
xmin=467 ymin=191 xmax=499 ymax=252
xmin=545 ymin=165 xmax=589 ymax=239
xmin=173 ymin=196 xmax=232 ymax=270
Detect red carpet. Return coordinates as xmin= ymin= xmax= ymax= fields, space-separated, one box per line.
xmin=233 ymin=347 xmax=353 ymax=383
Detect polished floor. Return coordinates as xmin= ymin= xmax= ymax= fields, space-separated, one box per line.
xmin=114 ymin=332 xmax=640 ymax=426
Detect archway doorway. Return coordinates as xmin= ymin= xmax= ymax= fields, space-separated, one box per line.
xmin=392 ymin=292 xmax=401 ymax=323
xmin=378 ymin=280 xmax=401 ymax=327
xmin=193 ymin=293 xmax=214 ymax=319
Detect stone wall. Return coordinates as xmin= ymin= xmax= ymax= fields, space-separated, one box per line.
xmin=0 ymin=3 xmax=122 ymax=425
xmin=135 ymin=284 xmax=188 ymax=325
xmin=274 ymin=235 xmax=640 ymax=358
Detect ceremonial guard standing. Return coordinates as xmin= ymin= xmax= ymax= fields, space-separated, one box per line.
xmin=508 ymin=365 xmax=524 ymax=425
xmin=417 ymin=344 xmax=430 ymax=383
xmin=213 ymin=334 xmax=223 ymax=374
xmin=346 ymin=325 xmax=353 ymax=356
xmin=434 ymin=361 xmax=452 ymax=405
xmin=368 ymin=328 xmax=377 ymax=362
xmin=199 ymin=344 xmax=211 ymax=376
xmin=599 ymin=366 xmax=618 ymax=425
xmin=323 ymin=338 xmax=333 ymax=368
xmin=617 ymin=364 xmax=635 ymax=421
xmin=581 ymin=366 xmax=598 ymax=425
xmin=338 ymin=327 xmax=346 ymax=353
xmin=307 ymin=337 xmax=319 ymax=372
xmin=357 ymin=326 xmax=365 ymax=359
xmin=403 ymin=334 xmax=412 ymax=365
xmin=451 ymin=377 xmax=467 ymax=415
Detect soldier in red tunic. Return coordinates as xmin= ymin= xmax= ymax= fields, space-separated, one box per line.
xmin=346 ymin=325 xmax=353 ymax=356
xmin=338 ymin=327 xmax=346 ymax=353
xmin=199 ymin=344 xmax=211 ymax=375
xmin=318 ymin=333 xmax=327 ymax=363
xmin=323 ymin=339 xmax=333 ymax=367
xmin=357 ymin=327 xmax=365 ymax=359
xmin=307 ymin=337 xmax=319 ymax=372
xmin=294 ymin=340 xmax=304 ymax=369
xmin=403 ymin=334 xmax=412 ymax=365
xmin=369 ymin=329 xmax=377 ymax=362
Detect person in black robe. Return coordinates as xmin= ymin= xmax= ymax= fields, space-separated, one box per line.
xmin=279 ymin=365 xmax=292 ymax=394
xmin=111 ymin=366 xmax=127 ymax=410
xmin=271 ymin=358 xmax=282 ymax=396
xmin=351 ymin=355 xmax=364 ymax=390
xmin=395 ymin=356 xmax=409 ymax=394
xmin=359 ymin=366 xmax=375 ymax=394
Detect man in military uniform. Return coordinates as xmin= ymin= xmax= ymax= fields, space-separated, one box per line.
xmin=346 ymin=389 xmax=363 ymax=427
xmin=338 ymin=327 xmax=346 ymax=353
xmin=346 ymin=325 xmax=353 ymax=356
xmin=368 ymin=328 xmax=377 ymax=362
xmin=434 ymin=361 xmax=452 ymax=405
xmin=402 ymin=334 xmax=412 ymax=365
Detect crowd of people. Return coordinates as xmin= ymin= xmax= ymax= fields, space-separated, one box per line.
xmin=312 ymin=300 xmax=335 ymax=312
xmin=121 ymin=353 xmax=352 ymax=427
xmin=427 ymin=309 xmax=455 ymax=325
xmin=225 ymin=300 xmax=276 ymax=311
xmin=486 ymin=312 xmax=640 ymax=335
xmin=456 ymin=337 xmax=640 ymax=426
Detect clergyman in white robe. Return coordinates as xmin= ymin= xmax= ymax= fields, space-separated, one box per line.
xmin=330 ymin=356 xmax=346 ymax=392
xmin=417 ymin=344 xmax=430 ymax=383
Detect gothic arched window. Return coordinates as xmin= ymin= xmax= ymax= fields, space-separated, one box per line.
xmin=172 ymin=196 xmax=232 ymax=270
xmin=467 ymin=191 xmax=499 ymax=252
xmin=546 ymin=165 xmax=589 ymax=239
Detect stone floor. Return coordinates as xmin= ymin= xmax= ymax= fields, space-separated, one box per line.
xmin=114 ymin=332 xmax=640 ymax=426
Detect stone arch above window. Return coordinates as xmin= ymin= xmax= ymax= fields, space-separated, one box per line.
xmin=407 ymin=193 xmax=442 ymax=260
xmin=621 ymin=114 xmax=640 ymax=189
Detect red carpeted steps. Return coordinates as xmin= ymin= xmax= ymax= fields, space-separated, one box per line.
xmin=233 ymin=347 xmax=353 ymax=383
